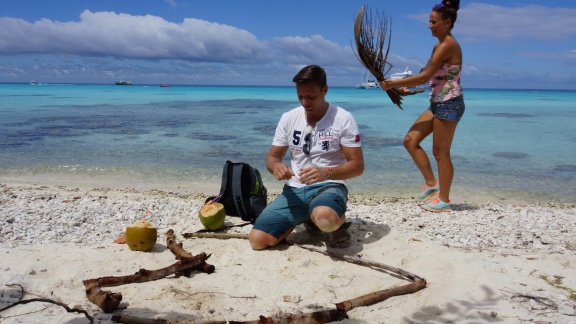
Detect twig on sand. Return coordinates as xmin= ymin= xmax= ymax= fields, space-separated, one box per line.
xmin=0 ymin=284 xmax=94 ymax=324
xmin=501 ymin=288 xmax=558 ymax=310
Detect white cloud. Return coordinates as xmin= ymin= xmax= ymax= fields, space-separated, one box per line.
xmin=0 ymin=10 xmax=271 ymax=63
xmin=164 ymin=0 xmax=178 ymax=7
xmin=410 ymin=3 xmax=576 ymax=41
xmin=270 ymin=35 xmax=354 ymax=66
xmin=521 ymin=49 xmax=576 ymax=60
xmin=461 ymin=3 xmax=576 ymax=41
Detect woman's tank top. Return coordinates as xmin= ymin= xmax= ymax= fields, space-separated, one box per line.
xmin=429 ymin=63 xmax=463 ymax=102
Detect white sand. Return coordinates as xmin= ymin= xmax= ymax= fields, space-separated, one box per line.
xmin=1 ymin=181 xmax=575 ymax=323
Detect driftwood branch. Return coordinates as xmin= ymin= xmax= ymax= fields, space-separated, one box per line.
xmin=294 ymin=244 xmax=423 ymax=281
xmin=183 ymin=231 xmax=427 ymax=321
xmin=166 ymin=229 xmax=215 ymax=275
xmin=112 ymin=311 xmax=346 ymax=324
xmin=184 ymin=232 xmax=424 ymax=281
xmin=112 ymin=314 xmax=227 ymax=323
xmin=336 ymin=279 xmax=427 ymax=312
xmin=293 ymin=244 xmax=427 ymax=312
xmin=183 ymin=232 xmax=250 ymax=240
xmin=229 ymin=309 xmax=348 ymax=323
xmin=353 ymin=5 xmax=405 ymax=109
xmin=84 ymin=229 xmax=213 ymax=313
xmin=83 ymin=256 xmax=209 ymax=313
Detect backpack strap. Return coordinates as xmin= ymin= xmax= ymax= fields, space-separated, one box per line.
xmin=214 ymin=161 xmax=231 ymax=202
xmin=232 ymin=163 xmax=250 ymax=220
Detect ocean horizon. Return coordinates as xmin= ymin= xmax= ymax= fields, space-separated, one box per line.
xmin=1 ymin=83 xmax=575 ymax=203
xmin=6 ymin=81 xmax=576 ymax=92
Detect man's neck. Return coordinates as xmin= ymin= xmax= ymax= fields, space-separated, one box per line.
xmin=306 ymin=102 xmax=329 ymax=125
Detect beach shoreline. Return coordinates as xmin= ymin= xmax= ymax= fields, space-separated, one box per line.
xmin=0 ymin=172 xmax=558 ymax=206
xmin=1 ymin=180 xmax=575 ymax=323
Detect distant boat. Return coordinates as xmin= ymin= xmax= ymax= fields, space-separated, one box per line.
xmin=390 ymin=67 xmax=413 ymax=81
xmin=158 ymin=84 xmax=172 ymax=88
xmin=355 ymin=70 xmax=381 ymax=90
xmin=115 ymin=79 xmax=132 ymax=85
xmin=356 ymin=80 xmax=380 ymax=90
xmin=30 ymin=80 xmax=38 ymax=85
xmin=390 ymin=67 xmax=426 ymax=91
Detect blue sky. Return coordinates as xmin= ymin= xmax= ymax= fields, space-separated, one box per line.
xmin=1 ymin=0 xmax=575 ymax=89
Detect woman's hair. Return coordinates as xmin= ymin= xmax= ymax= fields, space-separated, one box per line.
xmin=292 ymin=65 xmax=327 ymax=89
xmin=432 ymin=0 xmax=460 ymax=29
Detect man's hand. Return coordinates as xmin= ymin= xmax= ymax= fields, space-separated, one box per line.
xmin=272 ymin=163 xmax=294 ymax=181
xmin=298 ymin=165 xmax=329 ymax=185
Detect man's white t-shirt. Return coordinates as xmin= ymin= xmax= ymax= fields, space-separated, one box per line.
xmin=272 ymin=104 xmax=362 ymax=188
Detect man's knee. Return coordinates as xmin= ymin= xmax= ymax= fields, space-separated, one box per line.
xmin=249 ymin=229 xmax=274 ymax=250
xmin=311 ymin=207 xmax=344 ymax=232
xmin=315 ymin=219 xmax=341 ymax=232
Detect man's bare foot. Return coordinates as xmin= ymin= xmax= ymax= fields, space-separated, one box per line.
xmin=330 ymin=222 xmax=352 ymax=248
xmin=304 ymin=220 xmax=323 ymax=236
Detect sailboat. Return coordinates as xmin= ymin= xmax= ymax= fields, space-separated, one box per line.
xmin=355 ymin=70 xmax=381 ymax=90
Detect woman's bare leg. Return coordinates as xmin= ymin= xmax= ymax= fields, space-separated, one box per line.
xmin=431 ymin=118 xmax=458 ymax=202
xmin=404 ymin=110 xmax=437 ymax=187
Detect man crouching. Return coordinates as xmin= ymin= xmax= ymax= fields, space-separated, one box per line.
xmin=249 ymin=65 xmax=364 ymax=250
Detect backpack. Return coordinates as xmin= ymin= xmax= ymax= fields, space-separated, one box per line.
xmin=211 ymin=160 xmax=268 ymax=223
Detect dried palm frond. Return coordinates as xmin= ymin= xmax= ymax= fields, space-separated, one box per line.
xmin=353 ymin=5 xmax=405 ymax=109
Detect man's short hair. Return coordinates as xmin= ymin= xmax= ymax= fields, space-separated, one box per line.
xmin=292 ymin=65 xmax=327 ymax=89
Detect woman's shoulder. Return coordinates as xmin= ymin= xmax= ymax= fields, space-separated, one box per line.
xmin=438 ymin=35 xmax=460 ymax=48
xmin=439 ymin=36 xmax=462 ymax=64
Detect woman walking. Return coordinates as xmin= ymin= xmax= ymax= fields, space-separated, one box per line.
xmin=381 ymin=0 xmax=464 ymax=212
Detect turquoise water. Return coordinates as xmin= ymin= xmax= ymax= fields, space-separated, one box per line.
xmin=1 ymin=83 xmax=575 ymax=202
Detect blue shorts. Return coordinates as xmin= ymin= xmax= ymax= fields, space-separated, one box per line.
xmin=252 ymin=183 xmax=348 ymax=238
xmin=428 ymin=96 xmax=465 ymax=122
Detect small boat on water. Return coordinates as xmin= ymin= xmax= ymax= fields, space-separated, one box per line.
xmin=158 ymin=84 xmax=172 ymax=88
xmin=356 ymin=80 xmax=381 ymax=89
xmin=355 ymin=67 xmax=424 ymax=92
xmin=355 ymin=70 xmax=381 ymax=90
xmin=390 ymin=67 xmax=413 ymax=81
xmin=30 ymin=80 xmax=38 ymax=85
xmin=390 ymin=67 xmax=426 ymax=92
xmin=115 ymin=79 xmax=132 ymax=85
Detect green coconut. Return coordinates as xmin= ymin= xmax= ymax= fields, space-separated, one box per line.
xmin=125 ymin=221 xmax=157 ymax=252
xmin=199 ymin=201 xmax=226 ymax=231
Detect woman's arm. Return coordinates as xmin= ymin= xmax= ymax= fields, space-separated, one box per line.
xmin=381 ymin=39 xmax=459 ymax=90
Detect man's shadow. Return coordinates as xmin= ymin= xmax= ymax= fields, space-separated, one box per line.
xmin=284 ymin=219 xmax=391 ymax=255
